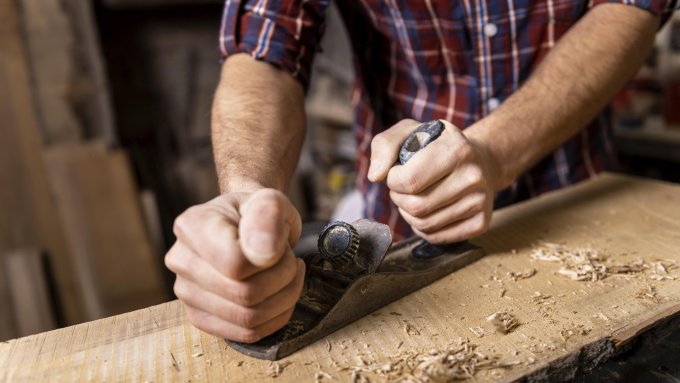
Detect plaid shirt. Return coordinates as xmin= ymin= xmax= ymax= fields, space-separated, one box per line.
xmin=220 ymin=0 xmax=676 ymax=241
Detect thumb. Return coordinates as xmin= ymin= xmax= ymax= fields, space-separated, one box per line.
xmin=238 ymin=189 xmax=302 ymax=268
xmin=368 ymin=119 xmax=421 ymax=182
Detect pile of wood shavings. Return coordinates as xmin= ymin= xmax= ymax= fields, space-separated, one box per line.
xmin=530 ymin=243 xmax=645 ymax=281
xmin=343 ymin=339 xmax=518 ymax=382
xmin=486 ymin=312 xmax=520 ymax=334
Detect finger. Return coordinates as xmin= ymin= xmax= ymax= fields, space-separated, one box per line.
xmin=368 ymin=119 xmax=420 ymax=182
xmin=386 ymin=127 xmax=470 ymax=194
xmin=412 ymin=211 xmax=488 ymax=244
xmin=167 ymin=241 xmax=299 ymax=307
xmin=389 ymin=163 xmax=485 ymax=217
xmin=172 ymin=200 xmax=260 ymax=280
xmin=184 ymin=303 xmax=295 ymax=344
xmin=397 ymin=191 xmax=486 ymax=234
xmin=239 ymin=189 xmax=302 ymax=267
xmin=175 ymin=258 xmax=305 ymax=329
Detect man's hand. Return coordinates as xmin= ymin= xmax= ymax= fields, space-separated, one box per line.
xmin=367 ymin=119 xmax=500 ymax=244
xmin=165 ymin=189 xmax=305 ymax=343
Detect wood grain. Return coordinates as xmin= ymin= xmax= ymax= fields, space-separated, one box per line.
xmin=1 ymin=173 xmax=680 ymax=382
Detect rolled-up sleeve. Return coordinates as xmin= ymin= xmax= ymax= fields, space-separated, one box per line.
xmin=220 ymin=0 xmax=330 ymax=91
xmin=588 ymin=0 xmax=677 ymax=21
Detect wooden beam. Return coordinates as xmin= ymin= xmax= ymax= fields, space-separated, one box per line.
xmin=1 ymin=173 xmax=680 ymax=381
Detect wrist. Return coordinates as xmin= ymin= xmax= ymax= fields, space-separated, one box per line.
xmin=220 ymin=177 xmax=268 ymax=194
xmin=463 ymin=118 xmax=514 ymax=192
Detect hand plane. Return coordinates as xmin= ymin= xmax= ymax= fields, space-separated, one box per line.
xmin=227 ymin=121 xmax=485 ymax=360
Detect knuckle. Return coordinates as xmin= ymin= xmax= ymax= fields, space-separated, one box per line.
xmin=234 ymin=306 xmax=260 ymax=329
xmin=173 ymin=280 xmax=192 ymax=302
xmin=401 ymin=173 xmax=421 ymax=194
xmin=231 ymin=283 xmax=259 ymax=307
xmin=469 ymin=214 xmax=488 ymax=236
xmin=402 ymin=197 xmax=425 ymax=217
xmin=465 ymin=166 xmax=484 ymax=186
xmin=371 ymin=133 xmax=388 ymax=149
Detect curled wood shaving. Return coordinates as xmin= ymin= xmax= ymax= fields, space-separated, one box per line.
xmin=530 ymin=243 xmax=647 ymax=281
xmin=486 ymin=312 xmax=520 ymax=334
xmin=342 ymin=339 xmax=517 ymax=382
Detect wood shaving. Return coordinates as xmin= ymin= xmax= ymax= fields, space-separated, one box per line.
xmin=314 ymin=371 xmax=333 ymax=382
xmin=191 ymin=351 xmax=203 ymax=358
xmin=531 ymin=243 xmax=646 ymax=281
xmin=649 ymin=260 xmax=678 ymax=280
xmin=402 ymin=320 xmax=421 ymax=336
xmin=634 ymin=285 xmax=661 ymax=302
xmin=468 ymin=327 xmax=485 ymax=338
xmin=267 ymin=361 xmax=292 ymax=378
xmin=339 ymin=339 xmax=517 ymax=382
xmin=507 ymin=268 xmax=536 ymax=281
xmin=486 ymin=312 xmax=520 ymax=334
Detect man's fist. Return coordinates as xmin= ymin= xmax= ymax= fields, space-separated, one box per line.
xmin=368 ymin=119 xmax=499 ymax=244
xmin=165 ymin=189 xmax=305 ymax=343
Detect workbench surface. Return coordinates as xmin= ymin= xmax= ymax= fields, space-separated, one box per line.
xmin=2 ymin=173 xmax=680 ymax=382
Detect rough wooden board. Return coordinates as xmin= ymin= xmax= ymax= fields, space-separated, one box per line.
xmin=0 ymin=0 xmax=85 ymax=326
xmin=44 ymin=143 xmax=167 ymax=320
xmin=1 ymin=173 xmax=680 ymax=382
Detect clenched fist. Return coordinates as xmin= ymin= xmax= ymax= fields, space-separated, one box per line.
xmin=368 ymin=119 xmax=499 ymax=244
xmin=165 ymin=189 xmax=305 ymax=343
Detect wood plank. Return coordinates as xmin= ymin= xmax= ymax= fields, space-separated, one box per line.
xmin=3 ymin=249 xmax=57 ymax=337
xmin=0 ymin=0 xmax=86 ymax=326
xmin=1 ymin=173 xmax=680 ymax=382
xmin=44 ymin=143 xmax=168 ymax=319
xmin=18 ymin=0 xmax=116 ymax=145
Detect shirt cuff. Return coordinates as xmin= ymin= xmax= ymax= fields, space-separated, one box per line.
xmin=220 ymin=2 xmax=328 ymax=91
xmin=588 ymin=0 xmax=677 ymax=21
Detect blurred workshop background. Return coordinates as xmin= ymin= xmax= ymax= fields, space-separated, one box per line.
xmin=0 ymin=0 xmax=679 ymax=348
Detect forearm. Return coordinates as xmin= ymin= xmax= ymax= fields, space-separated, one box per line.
xmin=212 ymin=54 xmax=306 ymax=193
xmin=465 ymin=4 xmax=659 ymax=191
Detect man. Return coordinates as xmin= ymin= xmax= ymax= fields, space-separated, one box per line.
xmin=165 ymin=0 xmax=676 ymax=343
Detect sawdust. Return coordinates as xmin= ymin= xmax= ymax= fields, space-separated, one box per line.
xmin=530 ymin=243 xmax=647 ymax=282
xmin=339 ymin=339 xmax=518 ymax=382
xmin=486 ymin=312 xmax=520 ymax=334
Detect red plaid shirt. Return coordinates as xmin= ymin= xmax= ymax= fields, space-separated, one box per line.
xmin=220 ymin=0 xmax=676 ymax=240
